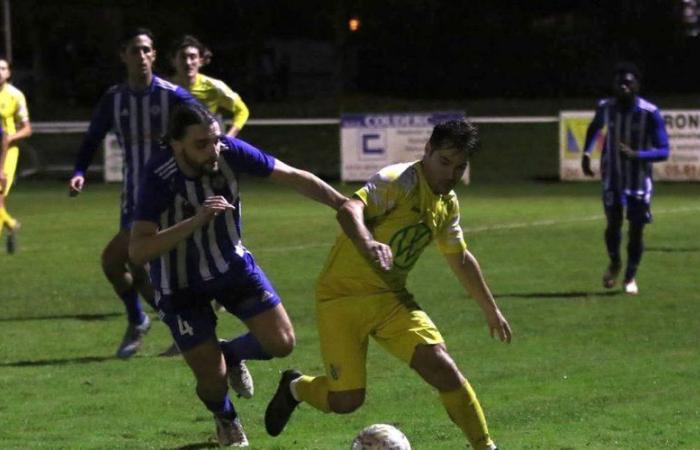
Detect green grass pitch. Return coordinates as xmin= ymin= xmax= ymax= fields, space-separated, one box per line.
xmin=1 ymin=180 xmax=699 ymax=449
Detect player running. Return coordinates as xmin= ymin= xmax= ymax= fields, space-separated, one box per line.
xmin=0 ymin=57 xmax=32 ymax=254
xmin=581 ymin=62 xmax=670 ymax=295
xmin=129 ymin=102 xmax=346 ymax=447
xmin=69 ymin=28 xmax=199 ymax=358
xmin=265 ymin=119 xmax=511 ymax=450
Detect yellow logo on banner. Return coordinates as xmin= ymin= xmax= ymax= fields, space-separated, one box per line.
xmin=563 ymin=117 xmax=605 ymax=160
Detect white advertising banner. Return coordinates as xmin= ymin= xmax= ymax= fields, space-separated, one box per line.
xmin=560 ymin=110 xmax=700 ymax=181
xmin=103 ymin=133 xmax=123 ymax=182
xmin=341 ymin=112 xmax=469 ymax=183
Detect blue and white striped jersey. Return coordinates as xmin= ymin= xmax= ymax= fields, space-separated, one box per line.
xmin=583 ymin=96 xmax=669 ymax=196
xmin=134 ymin=136 xmax=276 ymax=296
xmin=73 ymin=75 xmax=199 ymax=226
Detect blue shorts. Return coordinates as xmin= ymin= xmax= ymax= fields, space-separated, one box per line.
xmin=603 ymin=190 xmax=652 ymax=225
xmin=157 ymin=260 xmax=281 ymax=352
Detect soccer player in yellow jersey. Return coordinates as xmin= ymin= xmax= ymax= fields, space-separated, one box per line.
xmin=0 ymin=57 xmax=32 ymax=254
xmin=171 ymin=35 xmax=249 ymax=137
xmin=265 ymin=119 xmax=512 ymax=450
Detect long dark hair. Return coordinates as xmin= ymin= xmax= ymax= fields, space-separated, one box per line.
xmin=170 ymin=35 xmax=212 ymax=66
xmin=165 ymin=103 xmax=217 ymax=143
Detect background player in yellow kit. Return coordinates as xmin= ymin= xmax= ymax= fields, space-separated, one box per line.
xmin=170 ymin=35 xmax=249 ymax=137
xmin=0 ymin=57 xmax=32 ymax=254
xmin=265 ymin=119 xmax=512 ymax=450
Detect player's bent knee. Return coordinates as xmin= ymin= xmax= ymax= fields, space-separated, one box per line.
xmin=328 ymin=391 xmax=365 ymax=414
xmin=411 ymin=345 xmax=463 ymax=390
xmin=262 ymin=332 xmax=296 ymax=358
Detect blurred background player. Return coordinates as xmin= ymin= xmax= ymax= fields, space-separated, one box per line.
xmin=68 ymin=28 xmax=198 ymax=358
xmin=0 ymin=124 xmax=10 ymax=244
xmin=265 ymin=120 xmax=511 ymax=450
xmin=129 ymin=103 xmax=346 ymax=446
xmin=581 ymin=62 xmax=670 ymax=295
xmin=170 ymin=35 xmax=249 ymax=138
xmin=0 ymin=57 xmax=32 ymax=254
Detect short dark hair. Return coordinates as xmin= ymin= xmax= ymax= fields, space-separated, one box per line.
xmin=614 ymin=61 xmax=642 ymax=82
xmin=171 ymin=35 xmax=213 ymax=66
xmin=428 ymin=119 xmax=479 ymax=157
xmin=120 ymin=27 xmax=155 ymax=50
xmin=167 ymin=103 xmax=217 ymax=142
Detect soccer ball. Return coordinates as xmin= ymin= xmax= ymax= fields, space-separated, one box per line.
xmin=350 ymin=423 xmax=411 ymax=450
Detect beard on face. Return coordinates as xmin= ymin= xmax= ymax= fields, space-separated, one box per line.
xmin=183 ymin=151 xmax=219 ymax=176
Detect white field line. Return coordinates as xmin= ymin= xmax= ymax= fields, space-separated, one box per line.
xmin=256 ymin=206 xmax=700 ymax=253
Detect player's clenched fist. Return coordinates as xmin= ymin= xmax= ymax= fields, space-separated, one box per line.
xmin=194 ymin=195 xmax=235 ymax=225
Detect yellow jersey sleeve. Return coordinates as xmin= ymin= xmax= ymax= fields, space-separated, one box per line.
xmin=209 ymin=78 xmax=250 ymax=130
xmin=354 ymin=163 xmax=411 ymax=220
xmin=435 ymin=195 xmax=467 ymax=254
xmin=13 ymin=89 xmax=29 ymax=124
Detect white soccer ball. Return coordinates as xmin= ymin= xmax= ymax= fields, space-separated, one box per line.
xmin=350 ymin=423 xmax=411 ymax=450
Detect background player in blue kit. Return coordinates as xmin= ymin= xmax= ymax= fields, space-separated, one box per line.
xmin=68 ymin=28 xmax=199 ymax=358
xmin=129 ymin=103 xmax=346 ymax=447
xmin=581 ymin=63 xmax=670 ymax=295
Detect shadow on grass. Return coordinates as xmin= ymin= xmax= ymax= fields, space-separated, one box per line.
xmin=495 ymin=290 xmax=623 ymax=299
xmin=0 ymin=312 xmax=122 ymax=322
xmin=171 ymin=443 xmax=219 ymax=450
xmin=0 ymin=355 xmax=119 ymax=367
xmin=646 ymin=246 xmax=700 ymax=253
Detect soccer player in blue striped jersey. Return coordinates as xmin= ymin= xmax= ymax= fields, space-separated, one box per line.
xmin=581 ymin=63 xmax=670 ymax=294
xmin=68 ymin=28 xmax=199 ymax=358
xmin=129 ymin=103 xmax=346 ymax=446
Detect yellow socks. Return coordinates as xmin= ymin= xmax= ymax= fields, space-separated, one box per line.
xmin=292 ymin=375 xmax=331 ymax=413
xmin=439 ymin=380 xmax=495 ymax=450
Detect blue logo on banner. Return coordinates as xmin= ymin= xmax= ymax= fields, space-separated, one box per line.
xmin=362 ymin=133 xmax=385 ymax=154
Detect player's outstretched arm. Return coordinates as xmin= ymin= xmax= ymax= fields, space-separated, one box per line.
xmin=337 ymin=198 xmax=393 ymax=271
xmin=444 ymin=250 xmax=512 ymax=343
xmin=129 ymin=196 xmax=229 ymax=265
xmin=268 ymin=159 xmax=347 ymax=210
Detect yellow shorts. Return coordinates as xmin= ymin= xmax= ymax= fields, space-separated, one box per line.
xmin=1 ymin=146 xmax=18 ymax=196
xmin=315 ymin=291 xmax=444 ymax=392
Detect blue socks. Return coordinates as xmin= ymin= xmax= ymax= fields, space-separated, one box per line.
xmin=200 ymin=393 xmax=237 ymax=419
xmin=220 ymin=332 xmax=272 ymax=366
xmin=118 ymin=288 xmax=145 ymax=325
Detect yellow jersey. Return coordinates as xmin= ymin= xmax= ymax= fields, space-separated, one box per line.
xmin=316 ymin=161 xmax=467 ymax=300
xmin=0 ymin=83 xmax=29 ymax=148
xmin=188 ymin=73 xmax=249 ymax=130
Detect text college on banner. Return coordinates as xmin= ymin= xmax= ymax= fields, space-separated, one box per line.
xmin=341 ymin=112 xmax=468 ymax=183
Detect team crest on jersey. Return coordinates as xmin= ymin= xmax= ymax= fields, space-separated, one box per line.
xmin=150 ymin=105 xmax=161 ymax=116
xmin=389 ymin=223 xmax=432 ymax=269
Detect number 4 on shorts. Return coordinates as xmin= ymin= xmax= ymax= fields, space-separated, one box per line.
xmin=177 ymin=316 xmax=194 ymax=336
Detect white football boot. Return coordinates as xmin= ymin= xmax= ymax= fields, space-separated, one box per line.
xmin=623 ymin=279 xmax=639 ymax=295
xmin=214 ymin=414 xmax=248 ymax=447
